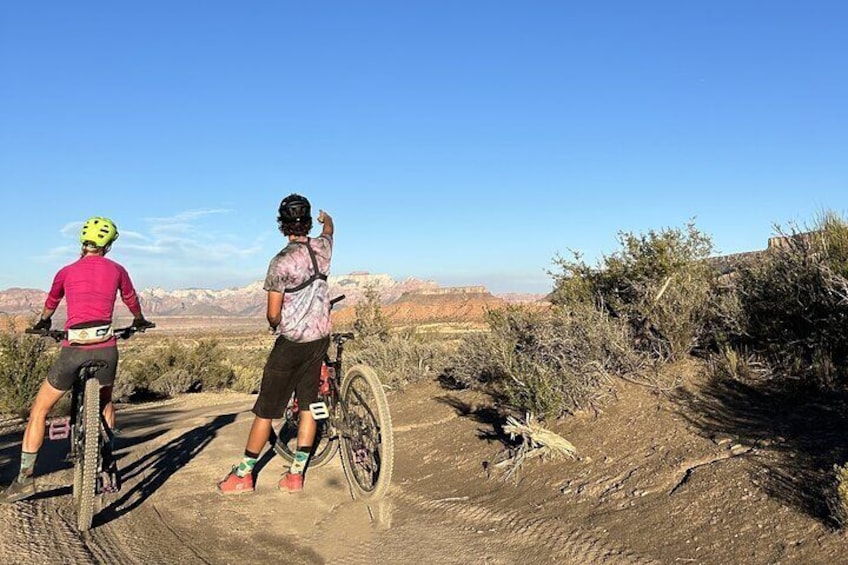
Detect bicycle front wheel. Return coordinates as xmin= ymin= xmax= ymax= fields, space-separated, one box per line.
xmin=272 ymin=394 xmax=337 ymax=468
xmin=339 ymin=364 xmax=394 ymax=500
xmin=77 ymin=378 xmax=100 ymax=532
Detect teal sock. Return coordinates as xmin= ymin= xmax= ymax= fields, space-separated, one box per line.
xmin=290 ymin=447 xmax=311 ymax=475
xmin=18 ymin=451 xmax=37 ymax=482
xmin=235 ymin=455 xmax=257 ymax=478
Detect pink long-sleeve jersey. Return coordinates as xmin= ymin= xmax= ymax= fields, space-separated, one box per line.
xmin=45 ymin=255 xmax=142 ymax=348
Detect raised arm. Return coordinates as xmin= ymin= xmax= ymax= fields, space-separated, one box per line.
xmin=318 ymin=210 xmax=333 ymax=238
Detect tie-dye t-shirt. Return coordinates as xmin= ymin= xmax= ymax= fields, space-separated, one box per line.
xmin=263 ymin=235 xmax=333 ymax=343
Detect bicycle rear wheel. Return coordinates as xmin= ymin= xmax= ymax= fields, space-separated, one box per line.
xmin=272 ymin=394 xmax=337 ymax=468
xmin=77 ymin=377 xmax=100 ymax=532
xmin=339 ymin=364 xmax=394 ymax=500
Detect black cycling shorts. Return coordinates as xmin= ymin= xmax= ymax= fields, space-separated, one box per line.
xmin=252 ymin=335 xmax=329 ymax=420
xmin=47 ymin=345 xmax=119 ymax=392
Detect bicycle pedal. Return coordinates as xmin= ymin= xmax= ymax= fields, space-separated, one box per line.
xmin=308 ymin=402 xmax=330 ymax=420
xmin=48 ymin=417 xmax=71 ymax=440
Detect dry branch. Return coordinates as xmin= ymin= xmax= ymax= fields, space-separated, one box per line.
xmin=497 ymin=414 xmax=578 ymax=482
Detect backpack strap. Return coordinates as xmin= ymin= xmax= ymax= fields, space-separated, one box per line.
xmin=284 ymin=240 xmax=328 ymax=293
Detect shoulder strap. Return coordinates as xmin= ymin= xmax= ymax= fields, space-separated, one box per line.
xmin=284 ymin=240 xmax=328 ymax=293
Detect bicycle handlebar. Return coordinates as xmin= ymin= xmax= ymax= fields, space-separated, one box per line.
xmin=26 ymin=323 xmax=156 ymax=342
xmin=25 ymin=328 xmax=65 ymax=341
xmin=114 ymin=323 xmax=156 ymax=339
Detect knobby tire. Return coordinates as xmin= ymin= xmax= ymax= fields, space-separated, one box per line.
xmin=339 ymin=364 xmax=394 ymax=501
xmin=77 ymin=377 xmax=100 ymax=532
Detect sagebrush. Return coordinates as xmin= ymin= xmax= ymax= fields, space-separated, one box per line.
xmin=447 ymin=303 xmax=643 ymax=420
xmin=550 ymin=220 xmax=717 ymax=361
xmin=116 ymin=338 xmax=236 ymax=400
xmin=732 ymin=212 xmax=848 ymax=388
xmin=346 ymin=330 xmax=454 ymax=389
xmin=0 ymin=325 xmax=54 ymax=416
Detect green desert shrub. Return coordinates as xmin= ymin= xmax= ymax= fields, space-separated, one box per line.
xmin=550 ymin=220 xmax=717 ymax=361
xmin=117 ymin=338 xmax=235 ymax=399
xmin=346 ymin=330 xmax=454 ymax=390
xmin=0 ymin=327 xmax=55 ymax=415
xmin=353 ymin=283 xmax=390 ymax=341
xmin=734 ymin=212 xmax=848 ymax=388
xmin=223 ymin=349 xmax=266 ymax=394
xmin=447 ymin=303 xmax=643 ymax=420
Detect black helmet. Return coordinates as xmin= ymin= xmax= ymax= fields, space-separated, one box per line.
xmin=278 ymin=194 xmax=311 ymax=224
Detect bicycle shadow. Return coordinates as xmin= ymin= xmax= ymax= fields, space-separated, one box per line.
xmin=435 ymin=395 xmax=517 ymax=449
xmin=0 ymin=427 xmax=75 ymax=477
xmin=672 ymin=376 xmax=848 ymax=527
xmin=1 ymin=427 xmax=172 ymax=502
xmin=96 ymin=413 xmax=237 ymax=527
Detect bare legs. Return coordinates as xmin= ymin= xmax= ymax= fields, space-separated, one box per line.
xmin=100 ymin=385 xmax=115 ymax=430
xmin=21 ymin=380 xmax=65 ymax=453
xmin=244 ymin=410 xmax=316 ymax=455
xmin=22 ymin=381 xmax=116 ymax=455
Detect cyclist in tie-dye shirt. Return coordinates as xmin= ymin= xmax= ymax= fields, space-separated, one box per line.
xmin=218 ymin=193 xmax=334 ymax=495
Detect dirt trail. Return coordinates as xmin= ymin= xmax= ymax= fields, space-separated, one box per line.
xmin=1 ymin=374 xmax=847 ymax=564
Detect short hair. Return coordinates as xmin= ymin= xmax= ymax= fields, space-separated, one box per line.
xmin=278 ymin=217 xmax=312 ymax=237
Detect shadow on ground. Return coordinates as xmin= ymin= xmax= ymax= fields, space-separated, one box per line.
xmin=435 ymin=394 xmax=518 ymax=449
xmin=673 ymin=376 xmax=848 ymax=527
xmin=0 ymin=428 xmax=74 ymax=485
xmin=97 ymin=413 xmax=237 ymax=526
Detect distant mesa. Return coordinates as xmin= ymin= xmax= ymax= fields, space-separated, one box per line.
xmin=0 ymin=273 xmax=547 ymax=325
xmin=405 ymin=286 xmax=489 ymax=296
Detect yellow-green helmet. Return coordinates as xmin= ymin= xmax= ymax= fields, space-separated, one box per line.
xmin=80 ymin=216 xmax=119 ymax=248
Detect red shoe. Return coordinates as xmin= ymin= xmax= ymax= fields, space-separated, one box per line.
xmin=217 ymin=467 xmax=254 ymax=495
xmin=278 ymin=472 xmax=303 ymax=493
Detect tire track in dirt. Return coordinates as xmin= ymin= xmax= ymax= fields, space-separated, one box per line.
xmin=0 ymin=481 xmax=95 ymax=564
xmin=397 ymin=490 xmax=660 ymax=564
xmin=321 ymin=485 xmax=659 ymax=565
xmin=0 ymin=472 xmax=211 ymax=565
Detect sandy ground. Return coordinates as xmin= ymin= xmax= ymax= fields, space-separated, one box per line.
xmin=2 ymin=371 xmax=848 ymax=564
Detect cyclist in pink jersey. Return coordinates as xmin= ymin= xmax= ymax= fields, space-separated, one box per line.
xmin=1 ymin=216 xmax=153 ymax=503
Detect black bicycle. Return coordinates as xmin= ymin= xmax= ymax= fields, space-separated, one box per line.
xmin=27 ymin=323 xmax=155 ymax=531
xmin=272 ymin=296 xmax=394 ymax=500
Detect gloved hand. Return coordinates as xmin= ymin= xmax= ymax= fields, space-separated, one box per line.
xmin=132 ymin=316 xmax=155 ymax=329
xmin=33 ymin=317 xmax=52 ymax=331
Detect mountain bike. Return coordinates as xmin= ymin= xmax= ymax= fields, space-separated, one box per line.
xmin=27 ymin=323 xmax=155 ymax=531
xmin=272 ymin=296 xmax=394 ymax=500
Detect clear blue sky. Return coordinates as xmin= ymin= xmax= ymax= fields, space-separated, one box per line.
xmin=2 ymin=1 xmax=846 ymax=294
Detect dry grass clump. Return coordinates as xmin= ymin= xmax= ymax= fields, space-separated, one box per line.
xmin=829 ymin=463 xmax=848 ymax=528
xmin=706 ymin=346 xmax=774 ymax=383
